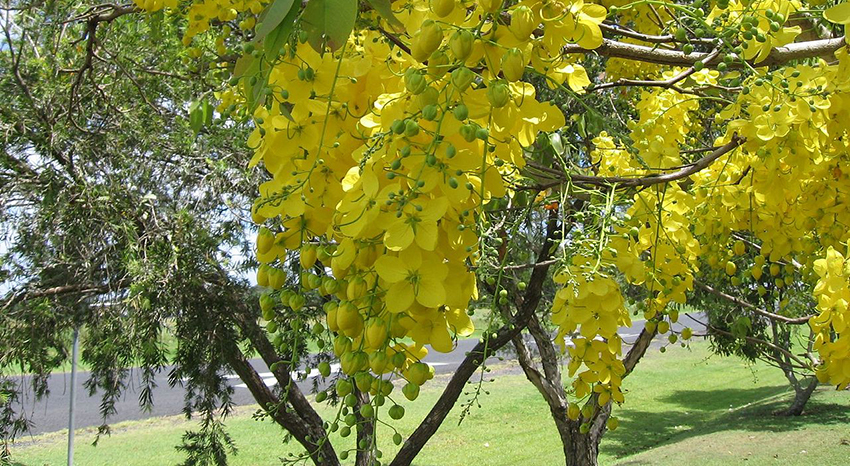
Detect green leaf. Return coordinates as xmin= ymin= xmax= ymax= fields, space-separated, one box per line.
xmin=279 ymin=102 xmax=295 ymax=122
xmin=189 ymin=100 xmax=204 ymax=134
xmin=255 ymin=0 xmax=297 ymax=42
xmin=576 ymin=114 xmax=587 ymax=138
xmin=549 ymin=133 xmax=564 ymax=156
xmin=189 ymin=99 xmax=214 ymax=134
xmin=364 ymin=0 xmax=404 ymax=31
xmin=248 ymin=72 xmax=270 ymax=113
xmin=203 ymin=100 xmax=214 ymax=127
xmin=233 ymin=53 xmax=254 ymax=79
xmin=263 ymin=2 xmax=300 ymax=62
xmin=302 ymin=0 xmax=357 ymax=52
xmin=241 ymin=58 xmax=267 ymax=113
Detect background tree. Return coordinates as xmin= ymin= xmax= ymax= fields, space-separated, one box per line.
xmin=0 ymin=1 xmax=266 ymax=462
xmin=691 ymin=242 xmax=819 ymax=416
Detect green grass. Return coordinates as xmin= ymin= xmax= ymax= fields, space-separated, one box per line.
xmin=7 ymin=342 xmax=849 ymax=465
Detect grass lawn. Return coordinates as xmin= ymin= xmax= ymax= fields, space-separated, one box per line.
xmin=7 ymin=341 xmax=849 ymax=465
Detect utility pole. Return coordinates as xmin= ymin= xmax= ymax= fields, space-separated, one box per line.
xmin=67 ymin=327 xmax=79 ymax=466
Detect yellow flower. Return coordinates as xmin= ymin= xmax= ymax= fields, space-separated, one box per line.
xmin=384 ymin=197 xmax=449 ymax=251
xmin=375 ymin=246 xmax=448 ymax=312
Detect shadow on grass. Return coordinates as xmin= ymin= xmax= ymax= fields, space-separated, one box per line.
xmin=603 ymin=385 xmax=850 ymax=461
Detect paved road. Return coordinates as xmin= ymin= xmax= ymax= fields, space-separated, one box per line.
xmin=11 ymin=313 xmax=704 ymax=435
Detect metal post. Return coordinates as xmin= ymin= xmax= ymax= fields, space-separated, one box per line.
xmin=67 ymin=327 xmax=79 ymax=466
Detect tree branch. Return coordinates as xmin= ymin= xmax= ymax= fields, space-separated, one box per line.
xmin=231 ymin=305 xmax=332 ymax=440
xmin=598 ymin=22 xmax=715 ymax=46
xmin=591 ymin=47 xmax=723 ymax=93
xmin=694 ymin=280 xmax=813 ymax=324
xmin=563 ymin=36 xmax=846 ymax=68
xmin=222 ymin=346 xmax=340 ymax=466
xmin=700 ymin=322 xmax=811 ymax=370
xmin=536 ymin=135 xmax=744 ymax=191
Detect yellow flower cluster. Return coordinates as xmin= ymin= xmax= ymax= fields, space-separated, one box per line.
xmin=708 ymin=0 xmax=802 ymax=64
xmin=242 ymin=0 xmax=617 ymax=397
xmin=811 ymin=246 xmax=850 ymax=389
xmin=552 ymin=259 xmax=631 ymax=406
xmin=134 ymin=0 xmax=850 ymax=418
xmin=630 ymin=70 xmax=717 ymax=170
xmin=133 ymin=0 xmax=177 ymax=12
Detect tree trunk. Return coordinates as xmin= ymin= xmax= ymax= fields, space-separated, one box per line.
xmin=228 ymin=307 xmax=339 ymax=465
xmin=355 ymin=390 xmax=375 ymax=466
xmin=559 ymin=406 xmax=610 ymax=466
xmin=769 ymin=321 xmax=818 ymax=416
xmin=562 ymin=424 xmax=599 ymax=466
xmin=781 ymin=377 xmax=817 ymax=416
xmin=512 ymin=322 xmax=655 ymax=466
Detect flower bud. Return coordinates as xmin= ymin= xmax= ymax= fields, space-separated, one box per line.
xmin=501 ymin=48 xmax=525 ymax=82
xmin=427 ymin=50 xmax=451 ymax=77
xmin=404 ymin=119 xmax=420 ymax=137
xmin=451 ymin=66 xmax=475 ymax=92
xmin=459 ymin=123 xmax=477 ymax=142
xmin=509 ymin=6 xmax=536 ymax=41
xmin=257 ymin=226 xmax=275 ymax=254
xmin=411 ymin=20 xmax=443 ymax=63
xmin=449 ymin=29 xmax=474 ymax=61
xmin=452 ymin=103 xmax=469 ymax=121
xmin=417 ymin=86 xmax=440 ymax=107
xmin=422 ymin=104 xmax=439 ymax=121
xmin=430 ymin=0 xmax=455 ymax=17
xmin=404 ymin=69 xmax=428 ymax=95
xmin=487 ymin=80 xmax=511 ymax=108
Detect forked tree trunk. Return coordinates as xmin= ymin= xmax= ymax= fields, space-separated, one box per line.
xmin=512 ymin=320 xmax=656 ymax=466
xmin=782 ymin=376 xmax=817 ymax=416
xmin=556 ymin=404 xmax=611 ymax=466
xmin=770 ymin=321 xmax=818 ymax=416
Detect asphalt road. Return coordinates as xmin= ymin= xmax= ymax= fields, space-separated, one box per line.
xmin=11 ymin=313 xmax=705 ymax=435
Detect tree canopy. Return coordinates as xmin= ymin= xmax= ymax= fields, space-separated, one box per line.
xmin=131 ymin=0 xmax=849 ymax=463
xmin=4 ymin=0 xmax=850 ymax=465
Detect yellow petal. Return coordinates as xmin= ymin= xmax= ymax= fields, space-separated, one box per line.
xmin=580 ymin=317 xmax=600 ymax=339
xmin=598 ymin=389 xmax=611 ymax=406
xmin=420 ymin=260 xmax=449 ymax=282
xmin=446 ymin=308 xmax=475 ymax=337
xmin=430 ymin=324 xmax=454 ymax=353
xmin=387 ymin=282 xmax=415 ymax=313
xmin=416 ymin=278 xmax=446 ymax=308
xmin=419 ymin=197 xmax=449 ymax=223
xmin=576 ymin=24 xmax=603 ymax=50
xmin=825 ymin=3 xmax=850 ymax=25
xmin=415 ymin=221 xmax=439 ymax=250
xmin=581 ymin=4 xmax=607 ymax=22
xmin=567 ymin=65 xmax=591 ymax=93
xmin=384 ymin=219 xmax=414 ymax=251
xmin=333 ymin=238 xmax=357 ymax=270
xmin=375 ymin=255 xmax=408 ymax=283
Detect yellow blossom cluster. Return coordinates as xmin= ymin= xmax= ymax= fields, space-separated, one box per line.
xmin=552 ymin=259 xmax=631 ymax=406
xmin=593 ymin=46 xmax=850 ymax=389
xmin=134 ymin=0 xmax=850 ymax=423
xmin=811 ymin=246 xmax=850 ymax=388
xmin=241 ymin=0 xmax=616 ymax=401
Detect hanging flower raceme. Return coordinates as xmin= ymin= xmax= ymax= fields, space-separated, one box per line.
xmin=132 ymin=0 xmax=850 ymax=443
